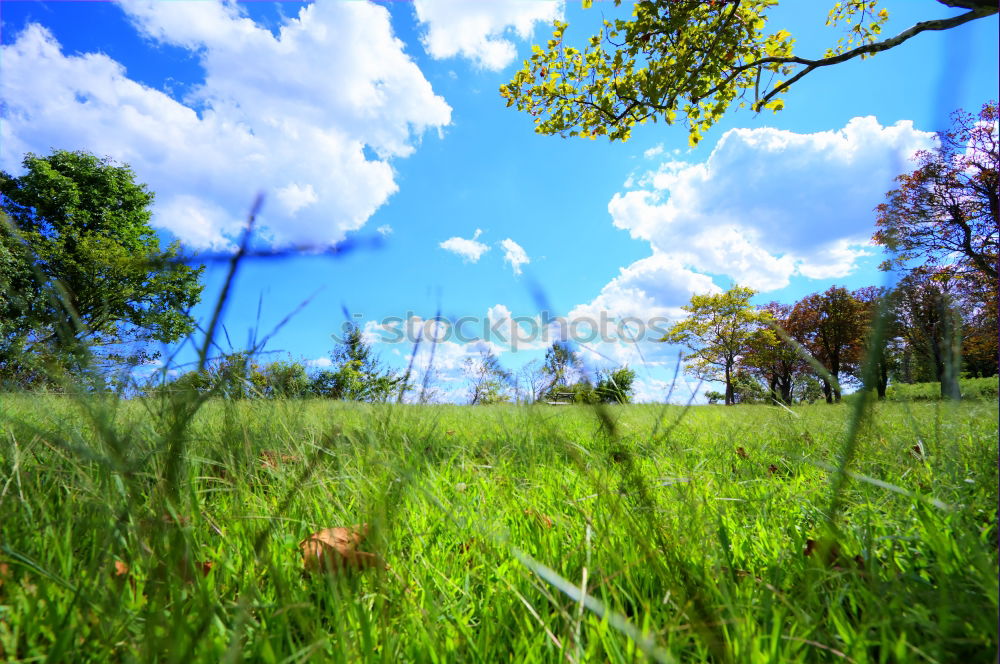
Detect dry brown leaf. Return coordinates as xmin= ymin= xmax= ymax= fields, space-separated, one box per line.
xmin=803 ymin=538 xmax=865 ymax=572
xmin=524 ymin=509 xmax=554 ymax=529
xmin=113 ymin=560 xmax=130 ymax=577
xmin=160 ymin=513 xmax=191 ymax=527
xmin=736 ymin=447 xmax=749 ymax=459
xmin=0 ymin=562 xmax=9 ymax=588
xmin=261 ymin=450 xmax=301 ymax=469
xmin=300 ymin=523 xmax=385 ymax=574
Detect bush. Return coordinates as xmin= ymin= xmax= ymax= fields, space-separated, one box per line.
xmin=884 ymin=376 xmax=998 ymax=401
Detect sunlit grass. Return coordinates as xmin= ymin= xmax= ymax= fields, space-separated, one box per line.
xmin=0 ymin=396 xmax=995 ymax=662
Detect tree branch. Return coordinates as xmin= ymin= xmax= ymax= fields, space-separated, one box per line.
xmin=753 ymin=7 xmax=995 ymax=109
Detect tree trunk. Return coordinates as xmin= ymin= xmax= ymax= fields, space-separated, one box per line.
xmin=822 ymin=378 xmax=833 ymax=404
xmin=768 ymin=375 xmax=779 ymax=404
xmin=830 ymin=360 xmax=842 ymax=402
xmin=876 ymin=360 xmax=888 ymax=400
xmin=724 ymin=363 xmax=734 ymax=405
xmin=779 ymin=375 xmax=793 ymax=405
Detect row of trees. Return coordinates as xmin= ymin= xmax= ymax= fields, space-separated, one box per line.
xmin=155 ymin=328 xmax=639 ymax=406
xmin=153 ymin=325 xmax=404 ymax=401
xmin=670 ymin=269 xmax=995 ymax=405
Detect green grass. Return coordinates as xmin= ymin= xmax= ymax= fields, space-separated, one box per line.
xmin=0 ymin=396 xmax=996 ymax=663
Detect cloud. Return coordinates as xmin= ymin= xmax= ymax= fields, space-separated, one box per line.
xmin=610 ymin=117 xmax=935 ymax=291
xmin=561 ymin=118 xmax=934 ymax=383
xmin=376 ymin=224 xmax=393 ymax=236
xmin=643 ymin=144 xmax=664 ymax=159
xmin=440 ymin=228 xmax=490 ymax=262
xmin=413 ymin=0 xmax=563 ymax=70
xmin=570 ymin=253 xmax=719 ymax=324
xmin=0 ymin=3 xmax=451 ymax=249
xmin=500 ymin=238 xmax=529 ymax=275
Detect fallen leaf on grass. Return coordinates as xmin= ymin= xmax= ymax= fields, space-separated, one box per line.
xmin=736 ymin=447 xmax=749 ymax=459
xmin=112 ymin=559 xmax=138 ymax=593
xmin=260 ymin=450 xmax=301 ymax=469
xmin=160 ymin=513 xmax=191 ymax=527
xmin=768 ymin=464 xmax=779 ymax=475
xmin=0 ymin=562 xmax=9 ymax=588
xmin=803 ymin=538 xmax=865 ymax=572
xmin=524 ymin=509 xmax=554 ymax=529
xmin=300 ymin=524 xmax=386 ymax=574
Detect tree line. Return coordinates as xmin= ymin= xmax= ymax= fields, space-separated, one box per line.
xmin=669 ymin=274 xmax=995 ymax=406
xmin=147 ymin=328 xmax=638 ymax=406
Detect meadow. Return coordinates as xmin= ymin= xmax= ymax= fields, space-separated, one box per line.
xmin=0 ymin=394 xmax=996 ymax=663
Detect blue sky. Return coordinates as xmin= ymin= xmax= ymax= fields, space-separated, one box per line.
xmin=1 ymin=0 xmax=997 ymax=401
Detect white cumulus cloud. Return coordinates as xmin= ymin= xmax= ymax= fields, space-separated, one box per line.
xmin=440 ymin=229 xmax=490 ymax=262
xmin=413 ymin=0 xmax=563 ymax=70
xmin=0 ymin=2 xmax=452 ymax=249
xmin=500 ymin=238 xmax=530 ymax=275
xmin=609 ymin=116 xmax=935 ymax=291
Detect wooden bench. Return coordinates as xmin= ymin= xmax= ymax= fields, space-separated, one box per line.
xmin=545 ymin=391 xmax=576 ymax=405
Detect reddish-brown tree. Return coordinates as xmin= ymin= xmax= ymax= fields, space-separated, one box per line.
xmin=743 ymin=302 xmax=803 ymax=405
xmin=851 ymin=285 xmax=902 ymax=400
xmin=789 ymin=287 xmax=866 ymax=403
xmin=874 ymin=101 xmax=998 ymax=285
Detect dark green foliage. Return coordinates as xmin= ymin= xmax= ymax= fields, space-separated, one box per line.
xmin=0 ymin=150 xmax=203 ymax=387
xmin=595 ymin=366 xmax=636 ymax=404
xmin=311 ymin=324 xmax=401 ymax=402
xmin=254 ymin=358 xmax=310 ymax=398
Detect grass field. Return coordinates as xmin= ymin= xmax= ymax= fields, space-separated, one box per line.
xmin=0 ymin=395 xmax=996 ymax=662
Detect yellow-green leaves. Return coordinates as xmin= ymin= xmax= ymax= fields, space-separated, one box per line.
xmin=500 ymin=0 xmax=784 ymax=144
xmin=501 ymin=0 xmax=992 ymax=145
xmin=826 ymin=0 xmax=890 ymax=57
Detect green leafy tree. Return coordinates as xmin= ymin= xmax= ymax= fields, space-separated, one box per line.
xmin=704 ymin=389 xmax=726 ymax=405
xmin=874 ymin=101 xmax=998 ymax=286
xmin=664 ymin=285 xmax=766 ymax=405
xmin=595 ymin=366 xmax=637 ymax=403
xmin=0 ymin=150 xmax=203 ymax=386
xmin=893 ymin=269 xmax=963 ymax=399
xmin=311 ymin=324 xmax=401 ymax=402
xmin=541 ymin=341 xmax=583 ymax=399
xmin=731 ymin=368 xmax=769 ymax=404
xmin=464 ymin=348 xmax=513 ymax=405
xmin=793 ymin=374 xmax=825 ymax=404
xmin=501 ymin=1 xmax=996 ymax=145
xmin=254 ymin=358 xmax=310 ymax=399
